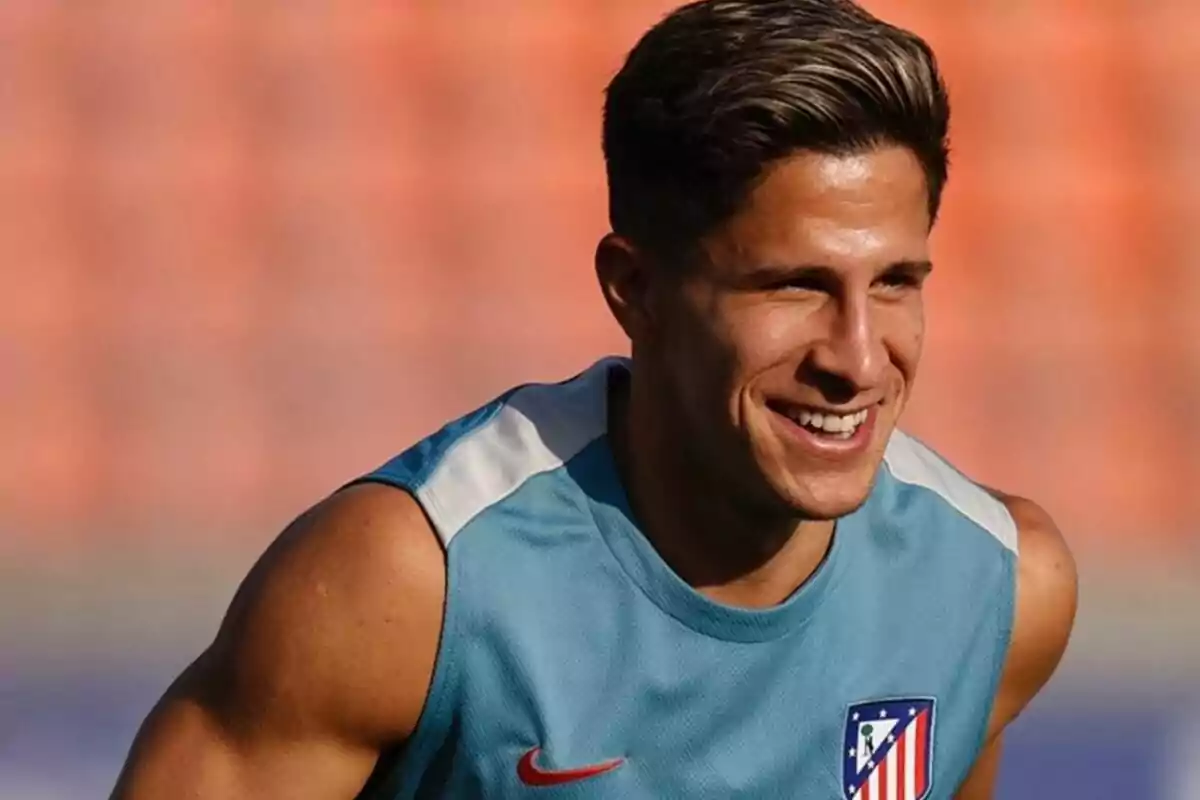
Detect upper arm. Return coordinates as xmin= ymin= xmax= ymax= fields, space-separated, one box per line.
xmin=987 ymin=494 xmax=1078 ymax=736
xmin=110 ymin=483 xmax=447 ymax=800
xmin=956 ymin=491 xmax=1078 ymax=799
xmin=955 ymin=737 xmax=1003 ymax=800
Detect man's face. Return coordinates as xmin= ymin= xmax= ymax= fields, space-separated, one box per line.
xmin=647 ymin=145 xmax=932 ymax=519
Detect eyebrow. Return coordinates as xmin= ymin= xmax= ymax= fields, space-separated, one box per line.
xmin=881 ymin=259 xmax=935 ymax=279
xmin=739 ymin=259 xmax=934 ymax=285
xmin=887 ymin=259 xmax=935 ymax=275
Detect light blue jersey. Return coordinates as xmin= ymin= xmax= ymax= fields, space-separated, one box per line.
xmin=354 ymin=357 xmax=1017 ymax=800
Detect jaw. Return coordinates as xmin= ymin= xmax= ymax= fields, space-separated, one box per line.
xmin=749 ymin=400 xmax=897 ymax=519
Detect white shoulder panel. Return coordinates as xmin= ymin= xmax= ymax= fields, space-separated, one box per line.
xmin=415 ymin=361 xmax=612 ymax=545
xmin=883 ymin=430 xmax=1019 ymax=554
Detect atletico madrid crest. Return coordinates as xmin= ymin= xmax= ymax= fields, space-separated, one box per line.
xmin=842 ymin=697 xmax=935 ymax=800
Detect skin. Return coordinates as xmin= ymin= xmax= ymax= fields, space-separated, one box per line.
xmin=109 ymin=483 xmax=446 ymax=799
xmin=601 ymin=146 xmax=932 ymax=607
xmin=111 ymin=145 xmax=1076 ymax=799
xmin=956 ymin=492 xmax=1078 ymax=798
xmin=600 ymin=146 xmax=1076 ymax=797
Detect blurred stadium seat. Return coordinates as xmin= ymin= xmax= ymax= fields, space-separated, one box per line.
xmin=1 ymin=2 xmax=1196 ymax=797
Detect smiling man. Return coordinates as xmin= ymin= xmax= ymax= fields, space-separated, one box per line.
xmin=111 ymin=2 xmax=1077 ymax=799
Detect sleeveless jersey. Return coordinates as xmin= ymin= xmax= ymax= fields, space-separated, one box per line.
xmin=354 ymin=357 xmax=1017 ymax=800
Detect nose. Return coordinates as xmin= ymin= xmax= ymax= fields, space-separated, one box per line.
xmin=804 ymin=294 xmax=887 ymax=396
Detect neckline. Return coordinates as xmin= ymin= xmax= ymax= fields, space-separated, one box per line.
xmin=580 ymin=356 xmax=855 ymax=643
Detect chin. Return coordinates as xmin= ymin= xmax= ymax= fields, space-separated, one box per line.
xmin=779 ymin=485 xmax=870 ymax=520
xmin=745 ymin=403 xmax=895 ymax=521
xmin=767 ymin=460 xmax=883 ymax=521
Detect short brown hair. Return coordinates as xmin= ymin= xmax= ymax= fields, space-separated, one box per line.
xmin=602 ymin=0 xmax=951 ymax=259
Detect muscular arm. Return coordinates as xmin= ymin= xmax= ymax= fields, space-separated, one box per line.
xmin=956 ymin=493 xmax=1078 ymax=799
xmin=109 ymin=484 xmax=446 ymax=800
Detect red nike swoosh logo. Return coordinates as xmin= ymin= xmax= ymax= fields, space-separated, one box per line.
xmin=516 ymin=746 xmax=625 ymax=787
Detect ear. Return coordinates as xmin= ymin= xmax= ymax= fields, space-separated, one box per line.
xmin=595 ymin=233 xmax=655 ymax=342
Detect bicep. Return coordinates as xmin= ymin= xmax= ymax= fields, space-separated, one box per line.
xmin=987 ymin=494 xmax=1077 ymax=736
xmin=110 ymin=484 xmax=446 ymax=800
xmin=954 ymin=493 xmax=1076 ymax=800
xmin=955 ymin=736 xmax=1003 ymax=800
xmin=110 ymin=657 xmax=379 ymax=800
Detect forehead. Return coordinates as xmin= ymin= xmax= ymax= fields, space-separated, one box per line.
xmin=703 ymin=146 xmax=932 ymax=271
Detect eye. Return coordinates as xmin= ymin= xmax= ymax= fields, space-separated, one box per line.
xmin=774 ymin=275 xmax=827 ymax=293
xmin=762 ymin=267 xmax=836 ymax=294
xmin=879 ymin=272 xmax=915 ymax=288
xmin=875 ymin=266 xmax=928 ymax=292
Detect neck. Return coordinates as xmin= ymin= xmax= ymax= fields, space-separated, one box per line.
xmin=609 ymin=364 xmax=835 ymax=610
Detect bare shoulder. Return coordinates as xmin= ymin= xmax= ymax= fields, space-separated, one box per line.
xmin=110 ymin=482 xmax=447 ymax=798
xmin=985 ymin=490 xmax=1079 ymax=739
xmin=200 ymin=481 xmax=447 ymax=744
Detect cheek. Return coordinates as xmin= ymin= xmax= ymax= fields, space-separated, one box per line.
xmin=667 ymin=293 xmax=774 ymax=381
xmin=908 ymin=299 xmax=926 ymax=354
xmin=659 ymin=294 xmax=741 ymax=407
xmin=881 ymin=301 xmax=925 ymax=373
xmin=722 ymin=303 xmax=809 ymax=371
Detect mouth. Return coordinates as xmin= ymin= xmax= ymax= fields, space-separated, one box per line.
xmin=765 ymin=400 xmax=878 ymax=454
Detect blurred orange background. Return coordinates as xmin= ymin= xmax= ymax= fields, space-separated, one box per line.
xmin=2 ymin=2 xmax=1197 ymax=798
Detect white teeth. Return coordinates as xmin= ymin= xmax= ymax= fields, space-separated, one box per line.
xmin=790 ymin=407 xmax=870 ymax=436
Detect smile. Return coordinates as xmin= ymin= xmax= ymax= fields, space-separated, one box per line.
xmin=785 ymin=407 xmax=870 ymax=440
xmin=766 ymin=401 xmax=878 ymax=453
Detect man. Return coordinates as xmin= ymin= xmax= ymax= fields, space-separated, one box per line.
xmin=111 ymin=1 xmax=1077 ymax=798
